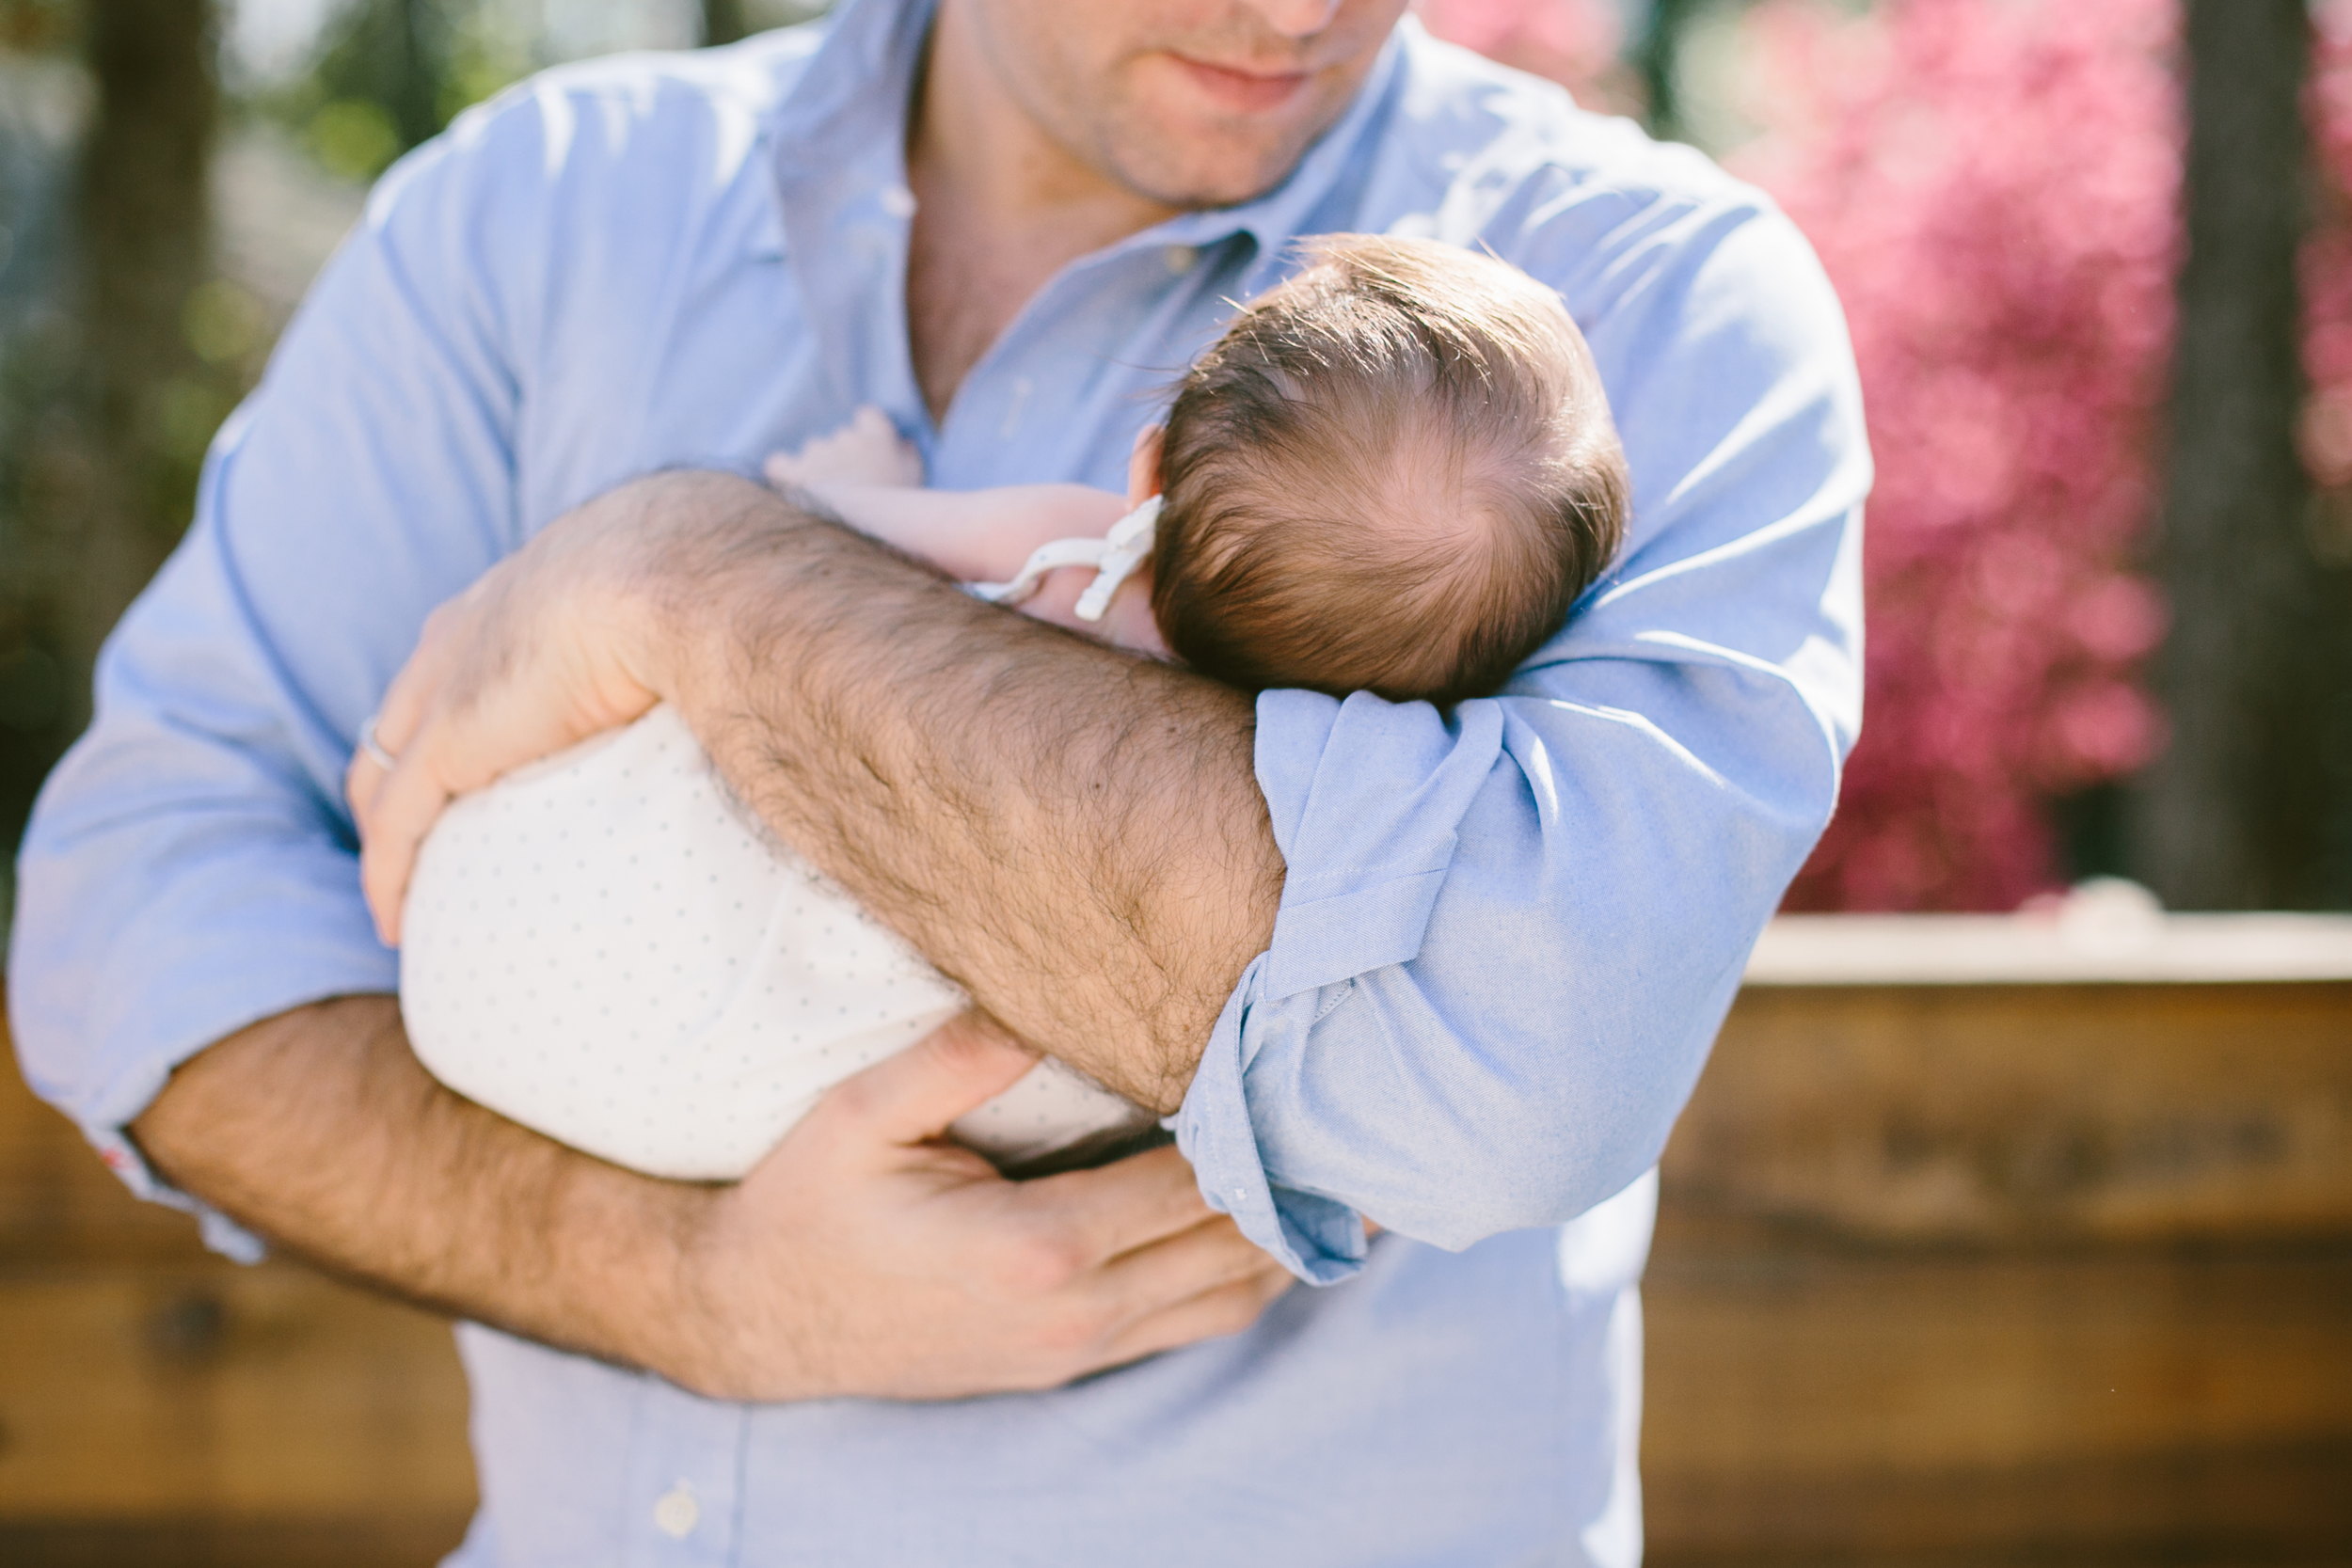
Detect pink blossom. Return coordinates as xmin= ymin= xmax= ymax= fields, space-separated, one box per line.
xmin=1413 ymin=0 xmax=1635 ymax=113
xmin=1414 ymin=0 xmax=1619 ymax=61
xmin=2304 ymin=10 xmax=2352 ymax=513
xmin=1732 ymin=0 xmax=2184 ymax=911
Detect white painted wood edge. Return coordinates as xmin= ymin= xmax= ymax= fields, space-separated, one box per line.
xmin=1743 ymin=911 xmax=2352 ymax=986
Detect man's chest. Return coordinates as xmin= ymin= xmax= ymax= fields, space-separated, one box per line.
xmin=504 ymin=206 xmax=1265 ymax=542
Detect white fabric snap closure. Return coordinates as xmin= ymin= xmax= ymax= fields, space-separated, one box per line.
xmin=654 ymin=1482 xmax=699 ymax=1539
xmin=966 ymin=496 xmax=1160 ymax=623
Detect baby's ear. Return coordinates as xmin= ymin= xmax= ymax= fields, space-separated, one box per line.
xmin=1126 ymin=424 xmax=1166 ymax=509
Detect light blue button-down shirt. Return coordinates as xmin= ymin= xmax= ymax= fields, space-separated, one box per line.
xmin=10 ymin=2 xmax=1866 ymax=1561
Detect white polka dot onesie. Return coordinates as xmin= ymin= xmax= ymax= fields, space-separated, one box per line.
xmin=399 ymin=705 xmax=1149 ymax=1180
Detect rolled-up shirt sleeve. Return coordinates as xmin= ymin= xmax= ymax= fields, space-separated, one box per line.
xmin=6 ymin=106 xmax=542 ymax=1243
xmin=1176 ymin=190 xmax=1870 ymax=1282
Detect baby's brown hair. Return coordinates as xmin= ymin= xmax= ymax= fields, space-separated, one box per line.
xmin=1151 ymin=235 xmax=1628 ymax=706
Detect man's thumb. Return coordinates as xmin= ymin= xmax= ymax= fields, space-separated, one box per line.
xmin=822 ymin=1011 xmax=1041 ymax=1146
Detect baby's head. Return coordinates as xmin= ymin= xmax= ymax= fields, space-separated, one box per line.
xmin=1144 ymin=235 xmax=1628 ymax=706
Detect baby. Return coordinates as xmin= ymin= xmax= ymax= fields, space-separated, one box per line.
xmin=397 ymin=235 xmax=1629 ymax=1180
xmin=777 ymin=233 xmax=1627 ymax=707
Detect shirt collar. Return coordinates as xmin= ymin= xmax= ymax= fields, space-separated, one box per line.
xmin=761 ymin=0 xmax=934 ymax=163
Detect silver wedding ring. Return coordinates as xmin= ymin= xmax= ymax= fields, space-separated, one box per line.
xmin=358 ymin=715 xmax=399 ymax=771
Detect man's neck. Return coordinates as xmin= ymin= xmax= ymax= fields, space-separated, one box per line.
xmin=903 ymin=3 xmax=1181 ymax=422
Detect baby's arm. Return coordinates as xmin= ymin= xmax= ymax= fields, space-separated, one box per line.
xmin=795 ymin=482 xmax=1125 ymax=584
xmin=766 ymin=411 xmax=1162 ymax=652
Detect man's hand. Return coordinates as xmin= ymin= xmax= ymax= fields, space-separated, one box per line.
xmin=677 ymin=1013 xmax=1291 ymax=1401
xmin=134 ymin=998 xmax=1293 ymax=1404
xmin=348 ymin=482 xmax=676 ymax=944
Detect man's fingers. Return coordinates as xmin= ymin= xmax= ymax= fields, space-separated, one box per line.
xmin=370 ymin=594 xmax=468 ymax=762
xmin=343 ymin=748 xmax=384 ymax=832
xmin=1098 ymin=1266 xmax=1296 ymax=1369
xmin=357 ymin=744 xmax=457 ymax=946
xmin=1086 ymin=1212 xmax=1284 ymax=1323
xmin=815 ymin=1014 xmax=1043 ymax=1148
xmin=349 ymin=593 xmax=473 ymax=942
xmin=1011 ymin=1144 xmax=1220 ymax=1264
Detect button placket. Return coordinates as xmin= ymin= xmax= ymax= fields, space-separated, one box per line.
xmin=931 ymin=240 xmax=1243 ymax=492
xmin=623 ymin=1385 xmax=747 ymax=1566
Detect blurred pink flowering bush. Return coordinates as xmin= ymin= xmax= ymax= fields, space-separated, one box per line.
xmin=2300 ymin=2 xmax=2352 ymax=560
xmin=1413 ymin=0 xmax=1634 ymax=112
xmin=1732 ymin=0 xmax=2182 ymax=911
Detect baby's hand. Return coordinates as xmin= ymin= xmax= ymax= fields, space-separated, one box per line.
xmin=765 ymin=405 xmax=925 ymax=489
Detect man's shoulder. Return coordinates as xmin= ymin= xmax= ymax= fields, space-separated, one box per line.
xmin=365 ymin=24 xmax=831 ymax=235
xmin=1390 ymin=24 xmax=1762 ymax=209
xmin=1355 ymin=24 xmax=1844 ymax=375
xmin=476 ymin=23 xmax=830 ymax=141
xmin=1373 ymin=25 xmax=1788 ymax=273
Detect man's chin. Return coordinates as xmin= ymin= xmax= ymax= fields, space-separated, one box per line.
xmin=1103 ymin=136 xmax=1319 ymax=213
xmin=1069 ymin=48 xmax=1376 ymax=213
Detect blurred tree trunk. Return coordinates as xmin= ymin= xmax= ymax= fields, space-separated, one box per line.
xmin=703 ymin=0 xmax=749 ymax=48
xmin=389 ymin=0 xmax=439 ymax=150
xmin=2132 ymin=0 xmax=2347 ymax=909
xmin=1638 ymin=0 xmax=1705 ymax=143
xmin=37 ymin=0 xmax=216 ymax=736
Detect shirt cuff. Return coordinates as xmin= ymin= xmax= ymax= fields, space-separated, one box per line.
xmin=1172 ymin=952 xmax=1368 ymax=1285
xmin=81 ymin=1113 xmax=269 ymax=1263
xmin=12 ymin=835 xmax=403 ymax=1267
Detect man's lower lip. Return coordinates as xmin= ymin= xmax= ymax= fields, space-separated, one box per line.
xmin=1170 ymin=56 xmax=1310 ymax=113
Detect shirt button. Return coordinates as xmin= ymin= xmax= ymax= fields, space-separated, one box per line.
xmin=1164 ymin=245 xmax=1198 ymax=274
xmin=880 ymin=183 xmax=916 ymax=218
xmin=653 ymin=1482 xmax=700 ymax=1539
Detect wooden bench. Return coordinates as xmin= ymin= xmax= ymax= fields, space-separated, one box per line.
xmin=4 ymin=911 xmax=2348 ymax=1564
xmin=1643 ymin=911 xmax=2352 ymax=1562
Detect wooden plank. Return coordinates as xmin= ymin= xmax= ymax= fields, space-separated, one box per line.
xmin=1641 ymin=1223 xmax=2352 ymax=1558
xmin=1746 ymin=910 xmax=2352 ymax=986
xmin=0 ymin=1262 xmax=473 ymax=1520
xmin=0 ymin=1515 xmax=472 ymax=1568
xmin=1643 ymin=1220 xmax=2352 ymax=1475
xmin=2 ymin=1024 xmax=478 ymax=1537
xmin=1646 ymin=1445 xmax=2352 ymax=1567
xmin=1673 ymin=982 xmax=2352 ymax=1242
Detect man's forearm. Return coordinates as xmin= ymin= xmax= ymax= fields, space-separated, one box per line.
xmin=132 ymin=996 xmax=709 ymax=1378
xmin=134 ymin=998 xmax=1295 ymax=1400
xmin=640 ymin=473 xmax=1283 ymax=1113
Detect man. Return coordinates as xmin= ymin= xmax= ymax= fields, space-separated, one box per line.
xmin=10 ymin=0 xmax=1867 ymax=1560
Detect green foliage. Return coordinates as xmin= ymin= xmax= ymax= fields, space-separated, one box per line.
xmin=182 ymin=277 xmax=267 ymax=366
xmin=305 ymin=96 xmax=401 ymax=181
xmin=255 ymin=0 xmax=539 ymax=182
